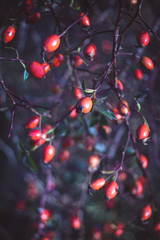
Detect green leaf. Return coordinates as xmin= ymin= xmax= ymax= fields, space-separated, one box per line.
xmin=126 ymin=147 xmax=135 ymax=155
xmin=24 ymin=69 xmax=29 ymax=81
xmin=85 ymin=88 xmax=95 ymax=93
xmin=77 ymin=47 xmax=81 ymax=53
xmin=96 ymin=107 xmax=116 ymax=120
xmin=134 ymin=88 xmax=149 ymax=100
xmin=95 ymin=97 xmax=107 ymax=105
xmin=69 ymin=0 xmax=74 ymax=7
xmin=5 ymin=46 xmax=19 ymax=58
xmin=142 ymin=116 xmax=150 ymax=131
xmin=27 ymin=155 xmax=37 ymax=172
xmin=82 ymin=80 xmax=86 ymax=90
xmin=101 ymin=170 xmax=114 ymax=174
xmin=134 ymin=97 xmax=141 ymax=112
xmin=19 ymin=139 xmax=26 ymax=154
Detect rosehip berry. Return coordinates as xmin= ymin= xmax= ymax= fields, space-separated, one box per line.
xmin=31 ymin=134 xmax=46 ymax=147
xmin=26 ymin=12 xmax=41 ymax=24
xmin=136 ymin=30 xmax=149 ymax=47
xmin=83 ymin=43 xmax=96 ymax=61
xmin=40 ymin=209 xmax=50 ymax=222
xmin=139 ymin=154 xmax=148 ymax=169
xmin=141 ymin=56 xmax=154 ymax=70
xmin=73 ymin=55 xmax=83 ymax=67
xmin=28 ymin=61 xmax=45 ymax=79
xmin=58 ymin=149 xmax=70 ymax=162
xmin=70 ymin=215 xmax=81 ymax=229
xmin=68 ymin=105 xmax=78 ymax=118
xmin=110 ymin=79 xmax=123 ymax=91
xmin=42 ymin=145 xmax=55 ymax=163
xmin=78 ymin=12 xmax=90 ymax=27
xmin=76 ymin=97 xmax=93 ymax=114
xmin=154 ymin=220 xmax=160 ymax=232
xmin=1 ymin=26 xmax=15 ymax=43
xmin=114 ymin=223 xmax=124 ymax=237
xmin=118 ymin=100 xmax=129 ymax=116
xmin=41 ymin=62 xmax=50 ymax=74
xmin=136 ymin=124 xmax=149 ymax=140
xmin=42 ymin=124 xmax=52 ymax=133
xmin=140 ymin=204 xmax=152 ymax=221
xmin=73 ymin=87 xmax=82 ymax=100
xmin=91 ymin=228 xmax=102 ymax=240
xmin=131 ymin=179 xmax=143 ymax=196
xmin=43 ymin=34 xmax=60 ymax=52
xmin=90 ymin=178 xmax=106 ymax=190
xmin=52 ymin=53 xmax=64 ymax=67
xmin=85 ymin=136 xmax=94 ymax=151
xmin=112 ymin=108 xmax=123 ymax=121
xmin=118 ymin=170 xmax=127 ymax=181
xmin=62 ymin=136 xmax=74 ymax=148
xmin=51 ymin=84 xmax=61 ymax=94
xmin=104 ymin=181 xmax=118 ymax=200
xmin=88 ymin=155 xmax=100 ymax=169
xmin=22 ymin=0 xmax=33 ymax=14
xmin=25 ymin=115 xmax=39 ymax=129
xmin=28 ymin=129 xmax=41 ymax=141
xmin=133 ymin=69 xmax=143 ymax=80
xmin=97 ymin=125 xmax=111 ymax=135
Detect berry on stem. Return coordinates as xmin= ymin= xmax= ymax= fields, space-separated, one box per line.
xmin=42 ymin=62 xmax=50 ymax=74
xmin=28 ymin=61 xmax=45 ymax=79
xmin=136 ymin=30 xmax=149 ymax=47
xmin=83 ymin=43 xmax=96 ymax=61
xmin=139 ymin=154 xmax=148 ymax=169
xmin=133 ymin=69 xmax=143 ymax=80
xmin=78 ymin=13 xmax=90 ymax=27
xmin=43 ymin=34 xmax=60 ymax=52
xmin=40 ymin=209 xmax=50 ymax=222
xmin=90 ymin=178 xmax=106 ymax=190
xmin=73 ymin=87 xmax=82 ymax=100
xmin=140 ymin=204 xmax=152 ymax=221
xmin=26 ymin=12 xmax=41 ymax=24
xmin=52 ymin=53 xmax=64 ymax=67
xmin=136 ymin=124 xmax=149 ymax=140
xmin=104 ymin=181 xmax=118 ymax=200
xmin=42 ymin=145 xmax=55 ymax=163
xmin=70 ymin=215 xmax=81 ymax=229
xmin=1 ymin=26 xmax=15 ymax=43
xmin=25 ymin=115 xmax=39 ymax=129
xmin=73 ymin=55 xmax=83 ymax=67
xmin=68 ymin=105 xmax=78 ymax=118
xmin=58 ymin=149 xmax=70 ymax=162
xmin=76 ymin=97 xmax=93 ymax=114
xmin=141 ymin=56 xmax=154 ymax=70
xmin=118 ymin=100 xmax=129 ymax=116
xmin=28 ymin=129 xmax=41 ymax=141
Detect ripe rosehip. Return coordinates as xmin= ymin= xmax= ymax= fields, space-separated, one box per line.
xmin=110 ymin=79 xmax=123 ymax=91
xmin=28 ymin=129 xmax=41 ymax=141
xmin=62 ymin=136 xmax=74 ymax=148
xmin=136 ymin=30 xmax=149 ymax=47
xmin=68 ymin=105 xmax=78 ymax=118
xmin=83 ymin=43 xmax=96 ymax=60
xmin=42 ymin=124 xmax=52 ymax=133
xmin=28 ymin=61 xmax=45 ymax=79
xmin=141 ymin=56 xmax=154 ymax=70
xmin=140 ymin=204 xmax=152 ymax=221
xmin=76 ymin=97 xmax=93 ymax=114
xmin=139 ymin=154 xmax=148 ymax=169
xmin=52 ymin=53 xmax=64 ymax=67
xmin=26 ymin=12 xmax=41 ymax=24
xmin=85 ymin=136 xmax=94 ymax=151
xmin=40 ymin=209 xmax=50 ymax=222
xmin=131 ymin=179 xmax=143 ymax=196
xmin=31 ymin=134 xmax=46 ymax=147
xmin=154 ymin=220 xmax=160 ymax=232
xmin=78 ymin=12 xmax=90 ymax=27
xmin=41 ymin=62 xmax=50 ymax=74
xmin=73 ymin=87 xmax=82 ymax=100
xmin=97 ymin=125 xmax=111 ymax=135
xmin=118 ymin=170 xmax=127 ymax=181
xmin=73 ymin=55 xmax=83 ymax=67
xmin=114 ymin=223 xmax=124 ymax=237
xmin=104 ymin=181 xmax=118 ymax=200
xmin=118 ymin=100 xmax=129 ymax=116
xmin=90 ymin=178 xmax=106 ymax=190
xmin=133 ymin=69 xmax=143 ymax=80
xmin=22 ymin=0 xmax=33 ymax=14
xmin=43 ymin=34 xmax=60 ymax=52
xmin=136 ymin=124 xmax=149 ymax=140
xmin=42 ymin=145 xmax=55 ymax=163
xmin=1 ymin=26 xmax=15 ymax=43
xmin=70 ymin=215 xmax=81 ymax=229
xmin=51 ymin=84 xmax=61 ymax=94
xmin=112 ymin=108 xmax=123 ymax=121
xmin=88 ymin=155 xmax=99 ymax=169
xmin=25 ymin=115 xmax=39 ymax=129
xmin=58 ymin=149 xmax=70 ymax=162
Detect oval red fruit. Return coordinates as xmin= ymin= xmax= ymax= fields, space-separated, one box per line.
xmin=136 ymin=30 xmax=149 ymax=47
xmin=43 ymin=34 xmax=60 ymax=52
xmin=136 ymin=124 xmax=149 ymax=140
xmin=73 ymin=55 xmax=83 ymax=67
xmin=139 ymin=154 xmax=148 ymax=168
xmin=26 ymin=12 xmax=41 ymax=24
xmin=104 ymin=181 xmax=118 ymax=200
xmin=1 ymin=26 xmax=15 ymax=43
xmin=77 ymin=97 xmax=93 ymax=114
xmin=88 ymin=155 xmax=99 ymax=169
xmin=73 ymin=87 xmax=82 ymax=100
xmin=70 ymin=215 xmax=81 ymax=229
xmin=52 ymin=53 xmax=64 ymax=67
xmin=133 ymin=69 xmax=143 ymax=80
xmin=28 ymin=61 xmax=45 ymax=79
xmin=68 ymin=105 xmax=78 ymax=118
xmin=90 ymin=178 xmax=106 ymax=190
xmin=83 ymin=43 xmax=96 ymax=60
xmin=25 ymin=115 xmax=39 ymax=129
xmin=78 ymin=12 xmax=90 ymax=27
xmin=62 ymin=136 xmax=74 ymax=148
xmin=140 ymin=204 xmax=152 ymax=221
xmin=42 ymin=145 xmax=55 ymax=163
xmin=42 ymin=62 xmax=50 ymax=74
xmin=40 ymin=209 xmax=50 ymax=222
xmin=58 ymin=149 xmax=70 ymax=162
xmin=141 ymin=56 xmax=154 ymax=70
xmin=28 ymin=129 xmax=41 ymax=141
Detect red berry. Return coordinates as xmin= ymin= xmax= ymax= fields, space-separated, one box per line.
xmin=1 ymin=26 xmax=15 ymax=43
xmin=154 ymin=220 xmax=160 ymax=232
xmin=22 ymin=0 xmax=33 ymax=14
xmin=68 ymin=105 xmax=78 ymax=118
xmin=62 ymin=136 xmax=74 ymax=148
xmin=30 ymin=134 xmax=46 ymax=147
xmin=28 ymin=129 xmax=41 ymax=141
xmin=112 ymin=108 xmax=123 ymax=121
xmin=90 ymin=178 xmax=106 ymax=190
xmin=77 ymin=97 xmax=93 ymax=114
xmin=140 ymin=204 xmax=152 ymax=221
xmin=136 ymin=30 xmax=149 ymax=47
xmin=43 ymin=34 xmax=60 ymax=52
xmin=51 ymin=84 xmax=61 ymax=94
xmin=41 ymin=62 xmax=50 ymax=74
xmin=26 ymin=12 xmax=41 ymax=24
xmin=42 ymin=145 xmax=55 ymax=163
xmin=58 ymin=149 xmax=70 ymax=162
xmin=42 ymin=124 xmax=52 ymax=133
xmin=118 ymin=171 xmax=127 ymax=181
xmin=70 ymin=215 xmax=81 ymax=229
xmin=133 ymin=69 xmax=143 ymax=80
xmin=78 ymin=12 xmax=90 ymax=27
xmin=73 ymin=55 xmax=83 ymax=67
xmin=139 ymin=154 xmax=148 ymax=169
xmin=131 ymin=179 xmax=143 ymax=196
xmin=28 ymin=61 xmax=45 ymax=79
xmin=104 ymin=181 xmax=118 ymax=200
xmin=97 ymin=125 xmax=111 ymax=135
xmin=141 ymin=56 xmax=154 ymax=70
xmin=85 ymin=136 xmax=94 ymax=151
xmin=52 ymin=53 xmax=64 ymax=67
xmin=118 ymin=100 xmax=129 ymax=116
xmin=136 ymin=124 xmax=149 ymax=140
xmin=25 ymin=115 xmax=39 ymax=129
xmin=73 ymin=87 xmax=82 ymax=100
xmin=40 ymin=209 xmax=50 ymax=222
xmin=114 ymin=223 xmax=124 ymax=237
xmin=88 ymin=155 xmax=100 ymax=169
xmin=83 ymin=43 xmax=96 ymax=60
xmin=116 ymin=79 xmax=123 ymax=91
